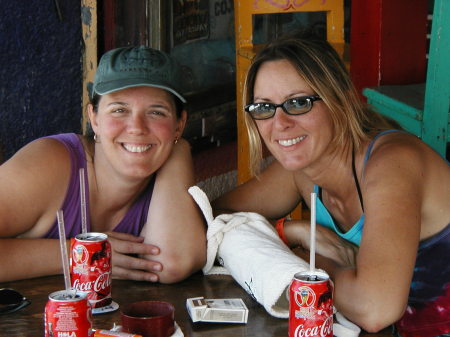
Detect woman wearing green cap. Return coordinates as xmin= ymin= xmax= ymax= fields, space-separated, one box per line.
xmin=0 ymin=46 xmax=206 ymax=283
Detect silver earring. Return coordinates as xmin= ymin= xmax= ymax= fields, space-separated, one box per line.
xmin=94 ymin=134 xmax=99 ymax=143
xmin=174 ymin=138 xmax=178 ymax=144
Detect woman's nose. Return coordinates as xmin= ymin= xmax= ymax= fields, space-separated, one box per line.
xmin=128 ymin=113 xmax=148 ymax=134
xmin=273 ymin=106 xmax=295 ymax=130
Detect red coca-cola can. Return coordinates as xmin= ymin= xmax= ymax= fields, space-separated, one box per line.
xmin=289 ymin=270 xmax=334 ymax=337
xmin=70 ymin=232 xmax=112 ymax=309
xmin=45 ymin=289 xmax=93 ymax=337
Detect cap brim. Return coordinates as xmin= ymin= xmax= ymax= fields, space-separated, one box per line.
xmin=94 ymin=80 xmax=186 ymax=103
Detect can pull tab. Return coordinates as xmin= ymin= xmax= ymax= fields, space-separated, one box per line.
xmin=307 ymin=275 xmax=319 ymax=281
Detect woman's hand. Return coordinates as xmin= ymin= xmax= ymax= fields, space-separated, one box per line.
xmin=284 ymin=220 xmax=358 ymax=267
xmin=105 ymin=231 xmax=162 ymax=282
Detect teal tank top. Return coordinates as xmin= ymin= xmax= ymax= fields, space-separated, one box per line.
xmin=314 ymin=185 xmax=365 ymax=246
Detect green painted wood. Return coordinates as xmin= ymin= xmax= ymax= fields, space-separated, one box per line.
xmin=422 ymin=0 xmax=450 ymax=153
xmin=364 ymin=87 xmax=422 ymax=136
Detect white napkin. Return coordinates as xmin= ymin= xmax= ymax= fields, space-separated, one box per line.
xmin=189 ymin=186 xmax=360 ymax=337
xmin=171 ymin=322 xmax=184 ymax=337
xmin=333 ymin=312 xmax=361 ymax=337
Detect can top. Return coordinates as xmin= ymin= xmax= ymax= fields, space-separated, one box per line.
xmin=293 ymin=270 xmax=330 ymax=282
xmin=49 ymin=290 xmax=88 ymax=302
xmin=75 ymin=232 xmax=108 ymax=242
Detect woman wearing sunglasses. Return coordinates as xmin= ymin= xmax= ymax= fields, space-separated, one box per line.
xmin=213 ymin=32 xmax=450 ymax=337
xmin=0 ymin=46 xmax=206 ymax=284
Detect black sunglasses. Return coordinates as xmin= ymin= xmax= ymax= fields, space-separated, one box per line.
xmin=0 ymin=288 xmax=31 ymax=314
xmin=245 ymin=95 xmax=322 ymax=120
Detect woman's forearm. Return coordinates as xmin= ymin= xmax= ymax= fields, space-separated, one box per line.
xmin=142 ymin=138 xmax=206 ymax=283
xmin=316 ymin=255 xmax=408 ymax=333
xmin=0 ymin=238 xmax=64 ymax=282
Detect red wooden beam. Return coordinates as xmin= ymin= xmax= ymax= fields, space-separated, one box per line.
xmin=102 ymin=0 xmax=116 ymax=52
xmin=350 ymin=0 xmax=428 ymax=96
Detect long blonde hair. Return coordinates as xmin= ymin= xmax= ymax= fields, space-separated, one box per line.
xmin=244 ymin=33 xmax=398 ymax=176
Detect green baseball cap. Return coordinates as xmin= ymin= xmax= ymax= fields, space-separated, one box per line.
xmin=92 ymin=46 xmax=186 ymax=103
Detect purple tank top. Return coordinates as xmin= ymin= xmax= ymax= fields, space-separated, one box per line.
xmin=43 ymin=133 xmax=155 ymax=238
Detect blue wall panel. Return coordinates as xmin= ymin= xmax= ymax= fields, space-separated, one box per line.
xmin=0 ymin=0 xmax=82 ymax=160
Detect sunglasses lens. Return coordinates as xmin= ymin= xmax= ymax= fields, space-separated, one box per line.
xmin=0 ymin=289 xmax=24 ymax=305
xmin=247 ymin=96 xmax=319 ymax=120
xmin=248 ymin=103 xmax=275 ymax=119
xmin=285 ymin=97 xmax=311 ymax=114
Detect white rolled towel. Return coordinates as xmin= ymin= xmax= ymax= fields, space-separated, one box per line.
xmin=189 ymin=186 xmax=308 ymax=317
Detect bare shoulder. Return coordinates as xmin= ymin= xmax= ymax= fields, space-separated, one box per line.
xmin=3 ymin=137 xmax=72 ymax=169
xmin=0 ymin=137 xmax=72 ymax=237
xmin=364 ymin=131 xmax=450 ymax=238
xmin=364 ymin=132 xmax=442 ymax=176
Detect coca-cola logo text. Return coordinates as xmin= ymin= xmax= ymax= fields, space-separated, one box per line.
xmin=294 ymin=315 xmax=333 ymax=337
xmin=72 ymin=272 xmax=111 ymax=293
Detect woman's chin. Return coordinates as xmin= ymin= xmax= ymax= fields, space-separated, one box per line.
xmin=277 ymin=157 xmax=307 ymax=171
xmin=119 ymin=164 xmax=158 ymax=180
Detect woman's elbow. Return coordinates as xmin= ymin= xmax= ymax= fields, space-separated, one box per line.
xmin=359 ymin=318 xmax=390 ymax=334
xmin=157 ymin=250 xmax=206 ymax=284
xmin=356 ymin=306 xmax=406 ymax=333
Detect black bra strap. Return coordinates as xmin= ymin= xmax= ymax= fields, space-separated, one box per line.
xmin=352 ymin=148 xmax=365 ymax=212
xmin=318 ymin=149 xmax=365 ymax=212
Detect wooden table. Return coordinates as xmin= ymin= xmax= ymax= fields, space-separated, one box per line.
xmin=0 ymin=272 xmax=393 ymax=337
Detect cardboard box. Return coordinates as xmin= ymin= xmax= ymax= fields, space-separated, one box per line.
xmin=186 ymin=297 xmax=248 ymax=323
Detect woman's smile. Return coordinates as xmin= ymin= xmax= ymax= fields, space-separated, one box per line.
xmin=277 ymin=135 xmax=306 ymax=147
xmin=121 ymin=142 xmax=153 ymax=153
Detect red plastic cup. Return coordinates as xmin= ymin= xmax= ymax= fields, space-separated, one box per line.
xmin=121 ymin=301 xmax=175 ymax=337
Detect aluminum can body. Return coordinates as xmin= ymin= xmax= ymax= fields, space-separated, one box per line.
xmin=45 ymin=290 xmax=93 ymax=337
xmin=70 ymin=232 xmax=112 ymax=308
xmin=289 ymin=270 xmax=334 ymax=337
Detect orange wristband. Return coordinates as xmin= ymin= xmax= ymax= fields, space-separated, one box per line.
xmin=276 ymin=217 xmax=288 ymax=245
